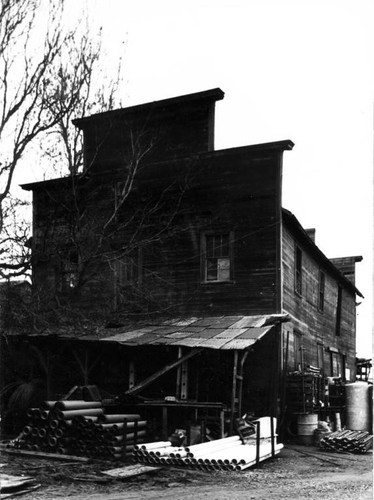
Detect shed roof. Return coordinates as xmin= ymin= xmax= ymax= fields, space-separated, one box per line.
xmin=100 ymin=314 xmax=289 ymax=350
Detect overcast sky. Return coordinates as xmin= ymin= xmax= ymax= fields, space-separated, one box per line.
xmin=26 ymin=0 xmax=374 ymax=355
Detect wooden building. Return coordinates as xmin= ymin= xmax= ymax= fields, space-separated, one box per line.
xmin=13 ymin=88 xmax=363 ymax=437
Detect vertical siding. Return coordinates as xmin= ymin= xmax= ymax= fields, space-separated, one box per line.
xmin=281 ymin=224 xmax=357 ymax=379
xmin=31 ymin=147 xmax=284 ymax=319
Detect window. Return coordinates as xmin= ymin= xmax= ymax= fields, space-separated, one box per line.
xmin=114 ymin=249 xmax=143 ymax=287
xmin=60 ymin=250 xmax=79 ymax=291
xmin=294 ymin=245 xmax=302 ymax=295
xmin=318 ymin=271 xmax=325 ymax=311
xmin=330 ymin=351 xmax=345 ymax=379
xmin=317 ymin=343 xmax=325 ymax=374
xmin=291 ymin=331 xmax=303 ymax=370
xmin=202 ymin=232 xmax=233 ymax=282
xmin=335 ymin=286 xmax=342 ymax=336
xmin=113 ymin=249 xmax=143 ymax=309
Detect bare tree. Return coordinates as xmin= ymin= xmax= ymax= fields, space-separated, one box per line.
xmin=0 ymin=0 xmax=66 ymax=207
xmin=0 ymin=0 xmax=124 ymax=279
xmin=0 ymin=0 xmax=68 ymax=277
xmin=40 ymin=24 xmax=124 ymax=178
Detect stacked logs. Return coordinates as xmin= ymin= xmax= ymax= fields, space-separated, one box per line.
xmin=319 ymin=430 xmax=373 ymax=453
xmin=10 ymin=400 xmax=147 ymax=460
xmin=132 ymin=436 xmax=283 ymax=471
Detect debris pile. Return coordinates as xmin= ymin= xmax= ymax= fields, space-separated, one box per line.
xmin=132 ymin=436 xmax=283 ymax=471
xmin=8 ymin=400 xmax=147 ymax=460
xmin=319 ymin=430 xmax=373 ymax=454
xmin=0 ymin=474 xmax=40 ymax=498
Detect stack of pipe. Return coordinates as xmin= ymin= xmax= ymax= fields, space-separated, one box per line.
xmin=319 ymin=430 xmax=373 ymax=453
xmin=10 ymin=401 xmax=147 ymax=460
xmin=132 ymin=436 xmax=283 ymax=471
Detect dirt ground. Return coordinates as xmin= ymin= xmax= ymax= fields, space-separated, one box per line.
xmin=1 ymin=443 xmax=372 ymax=500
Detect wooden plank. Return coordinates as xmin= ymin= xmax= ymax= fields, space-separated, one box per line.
xmin=230 ymin=350 xmax=239 ymax=435
xmin=124 ymin=348 xmax=203 ymax=395
xmin=0 ymin=474 xmax=34 ymax=491
xmin=101 ymin=464 xmax=161 ymax=479
xmin=1 ymin=484 xmax=41 ymax=498
xmin=0 ymin=446 xmax=89 ymax=462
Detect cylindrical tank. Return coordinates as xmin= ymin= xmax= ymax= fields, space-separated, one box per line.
xmin=297 ymin=414 xmax=318 ymax=445
xmin=345 ymin=382 xmax=371 ymax=431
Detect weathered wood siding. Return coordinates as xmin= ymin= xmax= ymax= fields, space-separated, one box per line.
xmin=281 ymin=224 xmax=357 ymax=379
xmin=113 ymin=146 xmax=283 ymax=316
xmin=82 ymin=100 xmax=217 ymax=175
xmin=31 ymin=145 xmax=285 ymax=318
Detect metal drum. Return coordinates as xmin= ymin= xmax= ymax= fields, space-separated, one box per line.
xmin=297 ymin=414 xmax=318 ymax=445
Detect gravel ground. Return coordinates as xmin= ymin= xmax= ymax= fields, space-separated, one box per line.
xmin=1 ymin=443 xmax=372 ymax=499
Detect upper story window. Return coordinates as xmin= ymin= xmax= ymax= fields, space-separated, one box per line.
xmin=335 ymin=285 xmax=342 ymax=336
xmin=201 ymin=232 xmax=233 ymax=282
xmin=59 ymin=249 xmax=79 ymax=292
xmin=318 ymin=270 xmax=325 ymax=312
xmin=294 ymin=245 xmax=302 ymax=295
xmin=114 ymin=249 xmax=143 ymax=287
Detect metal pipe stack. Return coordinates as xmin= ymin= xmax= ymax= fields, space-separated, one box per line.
xmin=319 ymin=430 xmax=373 ymax=453
xmin=132 ymin=437 xmax=283 ymax=471
xmin=10 ymin=401 xmax=147 ymax=460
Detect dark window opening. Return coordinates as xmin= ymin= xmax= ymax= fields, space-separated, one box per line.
xmin=114 ymin=248 xmax=143 ymax=287
xmin=318 ymin=271 xmax=325 ymax=311
xmin=330 ymin=351 xmax=345 ymax=380
xmin=294 ymin=245 xmax=302 ymax=295
xmin=293 ymin=331 xmax=303 ymax=370
xmin=336 ymin=286 xmax=342 ymax=336
xmin=60 ymin=250 xmax=79 ymax=291
xmin=317 ymin=343 xmax=325 ymax=375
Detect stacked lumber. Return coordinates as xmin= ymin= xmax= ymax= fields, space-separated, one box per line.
xmin=319 ymin=430 xmax=373 ymax=453
xmin=132 ymin=436 xmax=283 ymax=471
xmin=9 ymin=400 xmax=147 ymax=460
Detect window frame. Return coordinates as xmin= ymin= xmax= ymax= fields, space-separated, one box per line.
xmin=59 ymin=249 xmax=79 ymax=292
xmin=293 ymin=330 xmax=303 ymax=371
xmin=294 ymin=245 xmax=303 ymax=296
xmin=335 ymin=285 xmax=342 ymax=336
xmin=318 ymin=270 xmax=325 ymax=312
xmin=329 ymin=350 xmax=345 ymax=380
xmin=317 ymin=342 xmax=325 ymax=375
xmin=201 ymin=231 xmax=234 ymax=283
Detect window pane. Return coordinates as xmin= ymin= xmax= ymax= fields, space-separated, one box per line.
xmin=206 ymin=258 xmax=218 ymax=281
xmin=206 ymin=235 xmax=215 ymax=257
xmin=220 ymin=234 xmax=230 ymax=256
xmin=218 ymin=258 xmax=230 ymax=281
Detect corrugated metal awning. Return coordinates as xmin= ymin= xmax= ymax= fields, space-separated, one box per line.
xmin=101 ymin=314 xmax=289 ymax=350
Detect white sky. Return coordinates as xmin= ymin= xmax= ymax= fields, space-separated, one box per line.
xmin=25 ymin=0 xmax=374 ymax=356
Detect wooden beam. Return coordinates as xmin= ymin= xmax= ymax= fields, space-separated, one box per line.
xmin=181 ymin=360 xmax=188 ymax=400
xmin=176 ymin=347 xmax=182 ymax=397
xmin=129 ymin=361 xmax=135 ymax=389
xmin=229 ymin=350 xmax=239 ymax=435
xmin=0 ymin=446 xmax=89 ymax=462
xmin=124 ymin=348 xmax=203 ymax=396
xmin=237 ymin=350 xmax=249 ymax=416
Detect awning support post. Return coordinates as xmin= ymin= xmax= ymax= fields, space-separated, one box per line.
xmin=230 ymin=350 xmax=239 ymax=435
